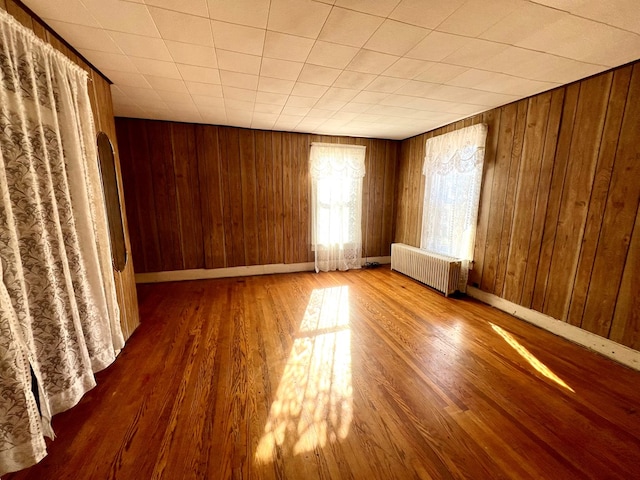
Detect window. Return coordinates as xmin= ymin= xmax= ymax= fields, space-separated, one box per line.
xmin=310 ymin=143 xmax=366 ymax=273
xmin=421 ymin=124 xmax=487 ymax=291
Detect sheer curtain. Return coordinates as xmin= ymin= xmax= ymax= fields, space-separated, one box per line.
xmin=0 ymin=10 xmax=123 ymax=476
xmin=310 ymin=143 xmax=366 ymax=273
xmin=421 ymin=124 xmax=487 ymax=292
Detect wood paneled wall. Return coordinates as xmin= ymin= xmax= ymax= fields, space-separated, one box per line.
xmin=395 ymin=61 xmax=640 ymax=351
xmin=116 ymin=119 xmax=399 ymax=273
xmin=1 ymin=0 xmax=140 ymax=338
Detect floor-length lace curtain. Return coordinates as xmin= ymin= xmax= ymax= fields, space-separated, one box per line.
xmin=310 ymin=143 xmax=366 ymax=273
xmin=420 ymin=124 xmax=487 ymax=292
xmin=0 ymin=9 xmax=123 ymax=476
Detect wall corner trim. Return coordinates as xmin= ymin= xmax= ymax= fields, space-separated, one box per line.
xmin=467 ymin=287 xmax=640 ymax=372
xmin=135 ymin=256 xmax=391 ymax=284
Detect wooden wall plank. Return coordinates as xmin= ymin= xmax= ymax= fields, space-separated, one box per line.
xmin=221 ymin=127 xmax=246 ymax=267
xmin=520 ymin=88 xmax=565 ymax=307
xmin=610 ymin=206 xmax=640 ymax=349
xmin=469 ymin=109 xmax=499 ymax=287
xmin=494 ymin=99 xmax=528 ymax=297
xmin=382 ymin=142 xmax=398 ymax=255
xmin=171 ymin=123 xmax=204 ymax=269
xmin=543 ymin=73 xmax=612 ymax=320
xmin=566 ymin=66 xmax=632 ymax=326
xmin=271 ymin=131 xmax=285 ymax=264
xmin=255 ymin=131 xmax=270 ymax=265
xmin=503 ymin=93 xmax=552 ymax=304
xmin=239 ymin=129 xmax=259 ymax=266
xmin=147 ymin=121 xmax=182 ymax=271
xmin=580 ymin=64 xmax=640 ymax=337
xmin=196 ymin=125 xmax=226 ymax=269
xmin=479 ymin=105 xmax=514 ymax=294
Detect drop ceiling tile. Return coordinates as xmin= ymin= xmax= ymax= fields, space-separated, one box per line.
xmin=364 ymin=20 xmax=429 ymax=56
xmin=260 ymin=58 xmax=305 ymax=81
xmin=81 ymin=49 xmax=139 ymax=73
xmin=252 ymin=112 xmax=278 ymax=125
xmin=192 ymin=94 xmax=225 ymax=107
xmin=319 ymin=8 xmax=384 ymax=48
xmin=286 ymin=96 xmax=318 ymax=107
xmin=263 ymin=32 xmax=315 ymax=62
xmin=306 ymin=41 xmax=359 ymax=69
xmin=414 ymin=63 xmax=468 ymax=83
xmin=113 ymin=103 xmax=146 ymax=117
xmin=335 ymin=0 xmax=402 ymax=17
xmin=219 ymin=70 xmax=258 ymax=89
xmin=339 ymin=102 xmax=371 ymax=113
xmin=101 ymin=70 xmax=150 ymax=88
xmin=352 ymin=91 xmax=389 ymax=104
xmin=23 ymin=0 xmax=100 ymax=27
xmin=211 ymin=21 xmax=265 ymax=55
xmin=45 ymin=21 xmax=121 ymax=54
xmin=148 ymin=7 xmax=213 ymax=46
xmin=379 ymin=94 xmax=416 ymax=107
xmin=332 ymin=111 xmax=359 ymax=121
xmin=131 ymin=57 xmax=182 ymax=78
xmin=254 ymin=103 xmax=284 ymax=114
xmin=258 ymin=77 xmax=295 ymax=94
xmin=256 ymin=91 xmax=289 ymax=105
xmin=480 ymin=2 xmax=566 ymax=45
xmin=313 ymin=98 xmax=346 ymax=110
xmin=82 ymin=0 xmax=160 ymax=36
xmin=298 ymin=65 xmax=342 ymax=86
xmin=144 ymin=75 xmax=189 ymax=92
xmin=322 ymin=87 xmax=359 ymax=102
xmin=187 ymin=82 xmax=223 ymax=96
xmin=223 ymin=86 xmax=258 ymax=102
xmin=449 ymin=69 xmax=559 ymax=96
xmin=517 ymin=15 xmax=640 ymax=66
xmin=306 ymin=108 xmax=337 ymax=118
xmin=118 ymin=85 xmax=162 ymax=101
xmin=178 ymin=63 xmax=221 ymax=83
xmin=291 ymin=82 xmax=329 ymax=98
xmin=108 ymin=31 xmax=172 ymax=61
xmin=442 ymin=38 xmax=509 ymax=68
xmin=568 ymin=0 xmax=640 ymax=35
xmin=226 ymin=99 xmax=254 ymax=111
xmin=216 ymin=50 xmax=261 ymax=75
xmin=396 ymin=80 xmax=439 ymax=97
xmin=145 ymin=0 xmax=208 ymax=16
xmin=200 ymin=110 xmax=227 ymax=124
xmin=166 ymin=41 xmax=217 ymax=68
xmin=382 ymin=58 xmax=434 ymax=79
xmin=157 ymin=90 xmax=193 ymax=103
xmin=364 ymin=76 xmax=408 ymax=93
xmin=282 ymin=105 xmax=311 ymax=116
xmin=207 ymin=0 xmax=269 ymax=27
xmin=333 ymin=71 xmax=376 ymax=89
xmin=268 ymin=0 xmax=332 ymax=38
xmin=436 ymin=0 xmax=524 ymax=37
xmin=347 ymin=50 xmax=399 ymax=74
xmin=390 ymin=0 xmax=466 ymax=29
xmin=407 ymin=32 xmax=472 ymax=62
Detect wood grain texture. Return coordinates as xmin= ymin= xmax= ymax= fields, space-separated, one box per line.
xmin=117 ymin=120 xmax=399 ymax=272
xmin=1 ymin=1 xmax=139 ymax=339
xmin=5 ymin=268 xmax=640 ymax=479
xmin=394 ymin=60 xmax=640 ymax=351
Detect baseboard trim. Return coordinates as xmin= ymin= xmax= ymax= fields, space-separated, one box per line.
xmin=135 ymin=256 xmax=391 ymax=284
xmin=466 ymin=287 xmax=640 ymax=371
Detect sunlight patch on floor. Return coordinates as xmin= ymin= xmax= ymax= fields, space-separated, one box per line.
xmin=491 ymin=323 xmax=575 ymax=393
xmin=255 ymin=286 xmax=353 ymax=463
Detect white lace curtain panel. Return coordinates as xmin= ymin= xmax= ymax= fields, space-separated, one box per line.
xmin=421 ymin=124 xmax=488 ymax=292
xmin=0 ymin=10 xmax=123 ymax=476
xmin=310 ymin=143 xmax=366 ymax=273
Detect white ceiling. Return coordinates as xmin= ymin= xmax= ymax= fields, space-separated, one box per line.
xmin=22 ymin=0 xmax=640 ymax=140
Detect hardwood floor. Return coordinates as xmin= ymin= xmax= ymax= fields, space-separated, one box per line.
xmin=6 ymin=267 xmax=640 ymax=479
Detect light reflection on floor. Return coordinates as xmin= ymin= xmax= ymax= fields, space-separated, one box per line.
xmin=255 ymin=286 xmax=353 ymax=463
xmin=490 ymin=323 xmax=575 ymax=393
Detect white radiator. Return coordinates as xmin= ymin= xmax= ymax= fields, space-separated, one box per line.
xmin=391 ymin=243 xmax=461 ymax=297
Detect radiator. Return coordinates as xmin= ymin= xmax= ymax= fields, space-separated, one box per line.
xmin=391 ymin=243 xmax=461 ymax=297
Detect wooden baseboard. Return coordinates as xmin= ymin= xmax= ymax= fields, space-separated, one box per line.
xmin=135 ymin=256 xmax=391 ymax=284
xmin=466 ymin=286 xmax=640 ymax=372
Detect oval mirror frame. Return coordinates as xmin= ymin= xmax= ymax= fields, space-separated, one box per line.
xmin=97 ymin=131 xmax=128 ymax=272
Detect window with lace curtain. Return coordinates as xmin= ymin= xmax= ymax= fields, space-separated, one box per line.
xmin=421 ymin=124 xmax=488 ymax=292
xmin=310 ymin=143 xmax=366 ymax=273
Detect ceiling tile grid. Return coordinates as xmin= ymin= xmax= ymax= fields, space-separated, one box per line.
xmin=21 ymin=0 xmax=640 ymax=139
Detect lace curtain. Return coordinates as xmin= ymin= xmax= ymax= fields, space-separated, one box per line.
xmin=421 ymin=124 xmax=488 ymax=292
xmin=310 ymin=143 xmax=366 ymax=273
xmin=0 ymin=10 xmax=123 ymax=476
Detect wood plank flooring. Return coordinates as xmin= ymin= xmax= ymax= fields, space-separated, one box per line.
xmin=6 ymin=267 xmax=640 ymax=479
